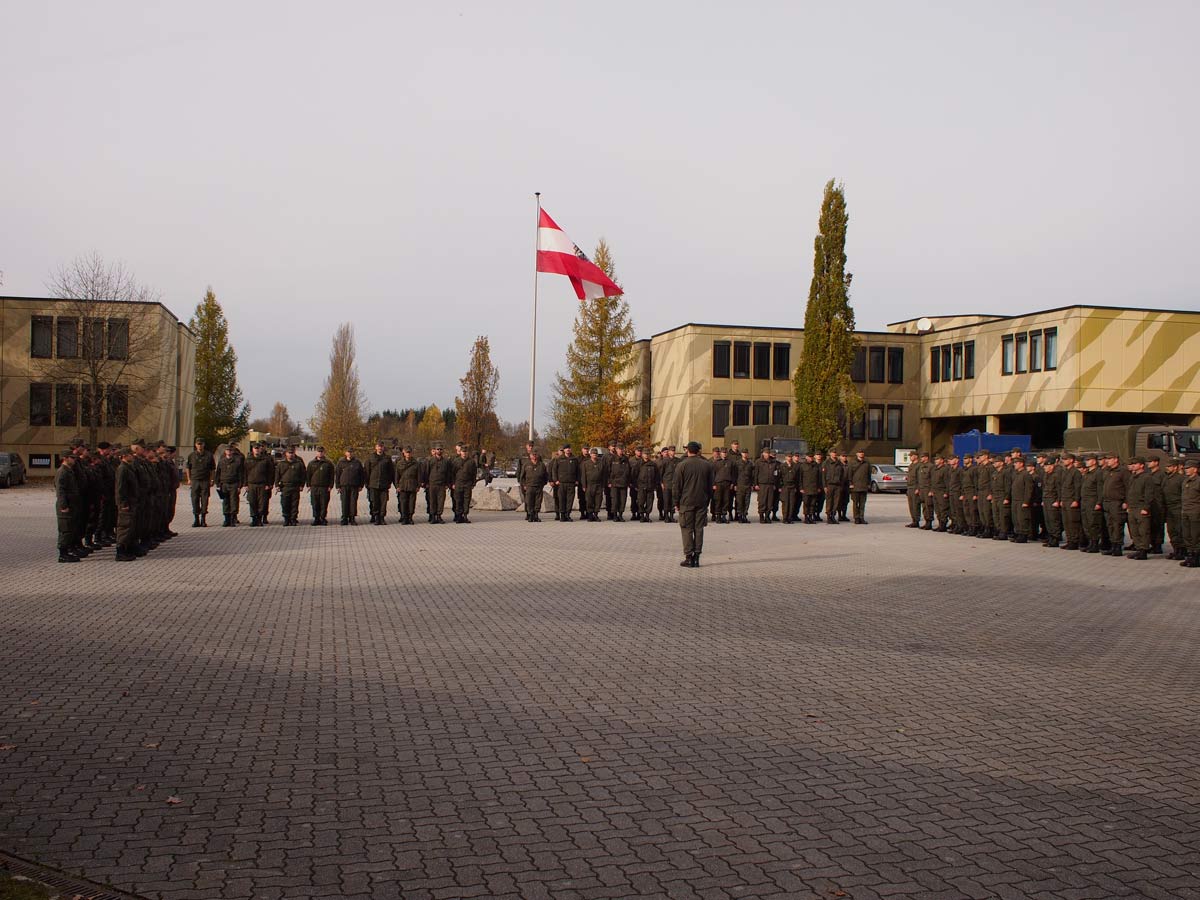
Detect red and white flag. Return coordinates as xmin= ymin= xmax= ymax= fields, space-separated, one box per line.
xmin=536 ymin=209 xmax=623 ymax=301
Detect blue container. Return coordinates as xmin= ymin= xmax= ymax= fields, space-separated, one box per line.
xmin=952 ymin=430 xmax=1031 ymax=458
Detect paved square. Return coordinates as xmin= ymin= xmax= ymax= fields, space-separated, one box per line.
xmin=1 ymin=483 xmax=1198 ymax=900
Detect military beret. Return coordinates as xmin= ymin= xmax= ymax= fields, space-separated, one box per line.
xmin=1130 ymin=456 xmax=1146 ymax=464
xmin=1062 ymin=453 xmax=1075 ymax=461
xmin=97 ymin=441 xmax=111 ymax=450
xmin=1184 ymin=458 xmax=1198 ymax=469
xmin=686 ymin=441 xmax=701 ymax=453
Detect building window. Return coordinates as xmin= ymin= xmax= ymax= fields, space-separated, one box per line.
xmin=712 ymin=400 xmax=730 ymax=437
xmin=1015 ymin=332 xmax=1029 ymax=373
xmin=752 ymin=400 xmax=770 ymax=425
xmin=31 ymin=316 xmax=53 ymax=359
xmin=55 ymin=383 xmax=78 ymax=426
xmin=849 ymin=412 xmax=865 ymax=439
xmin=851 ymin=347 xmax=866 ymax=383
xmin=57 ymin=317 xmax=79 ymax=359
xmin=868 ymin=346 xmax=885 ymax=383
xmin=732 ymin=400 xmax=750 ymax=426
xmin=952 ymin=343 xmax=964 ymax=380
xmin=964 ymin=341 xmax=976 ymax=379
xmin=85 ymin=319 xmax=105 ymax=360
xmin=940 ymin=344 xmax=952 ymax=383
xmin=107 ymin=318 xmax=129 ymax=360
xmin=106 ymin=385 xmax=129 ymax=428
xmin=772 ymin=343 xmax=791 ymax=380
xmin=712 ymin=341 xmax=730 ymax=378
xmin=887 ymin=346 xmax=904 ymax=384
xmin=752 ymin=343 xmax=771 ymax=380
xmin=81 ymin=384 xmax=103 ymax=428
xmin=1044 ymin=328 xmax=1057 ymax=370
xmin=1002 ymin=335 xmax=1014 ymax=375
xmin=886 ymin=405 xmax=903 ymax=441
xmin=867 ymin=405 xmax=884 ymax=440
xmin=930 ymin=346 xmax=941 ymax=383
xmin=733 ymin=342 xmax=750 ymax=379
xmin=771 ymin=401 xmax=789 ymax=425
xmin=29 ymin=383 xmax=52 ymax=426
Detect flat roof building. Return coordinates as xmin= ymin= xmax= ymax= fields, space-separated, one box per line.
xmin=630 ymin=304 xmax=1200 ymax=456
xmin=1 ymin=295 xmax=197 ymax=476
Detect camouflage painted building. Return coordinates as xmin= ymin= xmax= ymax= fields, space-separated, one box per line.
xmin=629 ymin=305 xmax=1200 ymax=456
xmin=1 ymin=295 xmax=197 ymax=476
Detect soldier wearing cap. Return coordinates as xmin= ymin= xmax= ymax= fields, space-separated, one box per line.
xmin=778 ymin=451 xmax=799 ymax=524
xmin=1101 ymin=452 xmax=1128 ymax=556
xmin=1040 ymin=455 xmax=1062 ymax=547
xmin=1125 ymin=456 xmax=1151 ymax=559
xmin=306 ymin=446 xmax=335 ymax=525
xmin=580 ymin=447 xmax=606 ymax=522
xmin=659 ymin=446 xmax=678 ymax=523
xmin=1060 ymin=453 xmax=1084 ymax=550
xmin=946 ymin=454 xmax=962 ymax=533
xmin=673 ymin=441 xmax=714 ymax=567
xmin=1163 ymin=457 xmax=1186 ymax=559
xmin=216 ymin=442 xmax=245 ymax=526
xmin=552 ymin=444 xmax=580 ymax=521
xmin=972 ymin=450 xmax=992 ymax=538
xmin=53 ymin=448 xmax=82 ymax=563
xmin=1145 ymin=456 xmax=1167 ymax=555
xmin=1009 ymin=456 xmax=1035 ymax=543
xmin=244 ymin=442 xmax=276 ymax=527
xmin=113 ymin=445 xmax=140 ymax=561
xmin=363 ymin=441 xmax=395 ymax=525
xmin=393 ymin=446 xmax=419 ymax=525
xmin=276 ymin=445 xmax=307 ymax=526
xmin=707 ymin=447 xmax=728 ymax=523
xmin=185 ymin=438 xmax=216 ymax=527
xmin=520 ymin=448 xmax=549 ymax=521
xmin=635 ymin=447 xmax=659 ymax=522
xmin=607 ymin=444 xmax=631 ymax=521
xmin=1079 ymin=453 xmax=1103 ymax=551
xmin=335 ymin=446 xmax=365 ymax=525
xmin=930 ymin=454 xmax=950 ymax=532
xmin=1180 ymin=458 xmax=1200 ymax=568
xmin=422 ymin=443 xmax=454 ymax=524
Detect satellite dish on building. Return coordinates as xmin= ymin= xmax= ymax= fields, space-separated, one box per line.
xmin=916 ymin=317 xmax=933 ymax=333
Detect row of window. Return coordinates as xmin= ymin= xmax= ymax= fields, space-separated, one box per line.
xmin=850 ymin=346 xmax=905 ymax=384
xmin=711 ymin=399 xmax=790 ymax=436
xmin=712 ymin=341 xmax=791 ymax=380
xmin=930 ymin=341 xmax=976 ymax=383
xmin=31 ymin=315 xmax=130 ymax=360
xmin=848 ymin=405 xmax=904 ymax=442
xmin=28 ymin=383 xmax=129 ymax=428
xmin=1001 ymin=328 xmax=1057 ymax=375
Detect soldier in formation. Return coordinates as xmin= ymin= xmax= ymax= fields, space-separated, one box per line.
xmin=336 ymin=447 xmax=365 ymax=525
xmin=306 ymin=446 xmax=335 ymax=525
xmin=185 ymin=438 xmax=215 ymax=527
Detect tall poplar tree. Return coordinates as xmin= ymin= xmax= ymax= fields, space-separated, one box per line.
xmin=549 ymin=240 xmax=650 ymax=448
xmin=190 ymin=287 xmax=250 ymax=447
xmin=793 ymin=181 xmax=862 ymax=450
xmin=455 ymin=336 xmax=500 ymax=450
xmin=310 ymin=323 xmax=368 ymax=457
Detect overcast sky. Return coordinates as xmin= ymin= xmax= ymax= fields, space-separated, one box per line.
xmin=3 ymin=1 xmax=1197 ymax=426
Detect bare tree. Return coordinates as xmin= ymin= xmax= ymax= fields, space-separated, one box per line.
xmin=268 ymin=401 xmax=297 ymax=437
xmin=44 ymin=253 xmax=172 ymax=446
xmin=310 ymin=323 xmax=368 ymax=458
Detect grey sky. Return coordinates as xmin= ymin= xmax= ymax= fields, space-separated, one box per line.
xmin=3 ymin=1 xmax=1197 ymax=427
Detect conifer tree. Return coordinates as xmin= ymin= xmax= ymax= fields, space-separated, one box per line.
xmin=549 ymin=240 xmax=651 ymax=448
xmin=190 ymin=287 xmax=250 ymax=447
xmin=793 ymin=181 xmax=862 ymax=450
xmin=310 ymin=323 xmax=368 ymax=457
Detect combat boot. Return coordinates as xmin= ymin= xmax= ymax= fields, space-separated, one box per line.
xmin=1181 ymin=553 xmax=1198 ymax=568
xmin=1128 ymin=549 xmax=1148 ymax=560
xmin=680 ymin=553 xmax=693 ymax=568
xmin=192 ymin=515 xmax=200 ymax=527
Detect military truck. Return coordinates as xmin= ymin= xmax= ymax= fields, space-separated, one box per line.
xmin=722 ymin=425 xmax=808 ymax=456
xmin=1062 ymin=424 xmax=1200 ymax=465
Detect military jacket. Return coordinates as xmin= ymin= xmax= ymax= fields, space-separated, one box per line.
xmin=1126 ymin=470 xmax=1150 ymax=514
xmin=779 ymin=461 xmax=799 ymax=487
xmin=364 ymin=452 xmax=396 ymax=490
xmin=1146 ymin=469 xmax=1166 ymax=510
xmin=555 ymin=455 xmax=580 ymax=484
xmin=628 ymin=457 xmax=641 ymax=486
xmin=974 ymin=463 xmax=992 ymax=497
xmin=581 ymin=458 xmax=606 ymax=489
xmin=754 ymin=458 xmax=779 ymax=487
xmin=335 ymin=457 xmax=365 ymax=488
xmin=608 ymin=455 xmax=631 ymax=488
xmin=245 ymin=454 xmax=276 ymax=486
xmin=1182 ymin=474 xmax=1200 ymax=515
xmin=393 ymin=457 xmax=420 ymax=491
xmin=186 ymin=450 xmax=216 ymax=482
xmin=520 ymin=460 xmax=548 ymax=490
xmin=637 ymin=458 xmax=659 ymax=490
xmin=116 ymin=460 xmax=138 ymax=507
xmin=55 ymin=463 xmax=80 ymax=512
xmin=276 ymin=457 xmax=307 ymax=488
xmin=673 ymin=456 xmax=714 ymax=509
xmin=216 ymin=454 xmax=245 ymax=488
xmin=306 ymin=457 xmax=335 ymax=488
xmin=1081 ymin=467 xmax=1103 ymax=506
xmin=1042 ymin=468 xmax=1062 ymax=504
xmin=1063 ymin=467 xmax=1083 ymax=504
xmin=960 ymin=464 xmax=975 ymax=496
xmin=712 ymin=457 xmax=733 ymax=485
xmin=800 ymin=461 xmax=822 ymax=492
xmin=1102 ymin=467 xmax=1128 ymax=502
xmin=931 ymin=464 xmax=949 ymax=494
xmin=452 ymin=456 xmax=479 ymax=489
xmin=424 ymin=457 xmax=454 ymax=487
xmin=1163 ymin=472 xmax=1184 ymax=511
xmin=820 ymin=459 xmax=844 ymax=489
xmin=660 ymin=456 xmax=678 ymax=486
xmin=1011 ymin=469 xmax=1034 ymax=505
xmin=947 ymin=466 xmax=961 ymax=496
xmin=849 ymin=459 xmax=871 ymax=491
xmin=735 ymin=458 xmax=754 ymax=487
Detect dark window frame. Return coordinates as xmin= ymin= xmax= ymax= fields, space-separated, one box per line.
xmin=952 ymin=342 xmax=964 ymax=380
xmin=887 ymin=346 xmax=904 ymax=384
xmin=1001 ymin=335 xmax=1014 ymax=375
xmin=85 ymin=318 xmax=105 ymax=360
xmin=733 ymin=342 xmax=751 ymax=379
xmin=866 ymin=404 xmax=884 ymax=440
xmin=772 ymin=343 xmax=791 ymax=380
xmin=711 ymin=400 xmax=730 ymax=437
xmin=732 ymin=400 xmax=750 ymax=427
xmin=1043 ymin=328 xmax=1057 ymax=371
xmin=106 ymin=384 xmax=129 ymax=428
xmin=851 ymin=347 xmax=866 ymax=383
xmin=886 ymin=405 xmax=903 ymax=441
xmin=1015 ymin=332 xmax=1029 ymax=373
xmin=849 ymin=411 xmax=866 ymax=439
xmin=940 ymin=344 xmax=952 ymax=383
xmin=107 ymin=318 xmax=129 ymax=360
xmin=1030 ymin=330 xmax=1043 ymax=372
xmin=31 ymin=316 xmax=53 ymax=359
xmin=29 ymin=383 xmax=52 ymax=426
xmin=930 ymin=346 xmax=941 ymax=384
xmin=753 ymin=342 xmax=771 ymax=380
xmin=752 ymin=400 xmax=770 ymax=425
xmin=771 ymin=400 xmax=789 ymax=426
xmin=964 ymin=341 xmax=976 ymax=379
xmin=868 ymin=346 xmax=886 ymax=383
xmin=56 ymin=317 xmax=79 ymax=359
xmin=712 ymin=341 xmax=731 ymax=379
xmin=55 ymin=383 xmax=79 ymax=427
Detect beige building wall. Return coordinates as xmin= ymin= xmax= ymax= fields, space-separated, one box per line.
xmin=1 ymin=296 xmax=197 ymax=476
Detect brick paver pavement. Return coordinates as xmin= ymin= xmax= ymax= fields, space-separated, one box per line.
xmin=1 ymin=483 xmax=1198 ymax=900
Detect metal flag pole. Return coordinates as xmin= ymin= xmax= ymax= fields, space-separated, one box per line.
xmin=528 ymin=192 xmax=541 ymax=442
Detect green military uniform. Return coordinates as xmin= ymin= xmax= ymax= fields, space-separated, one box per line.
xmin=306 ymin=452 xmax=335 ymax=525
xmin=54 ymin=457 xmax=81 ymax=562
xmin=452 ymin=450 xmax=479 ymax=523
xmin=1080 ymin=457 xmax=1104 ymax=551
xmin=186 ymin=444 xmax=215 ymax=526
xmin=673 ymin=443 xmax=714 ymax=567
xmin=608 ymin=451 xmax=632 ymax=521
xmin=581 ymin=452 xmax=606 ymax=522
xmin=974 ymin=454 xmax=993 ymax=537
xmin=659 ymin=450 xmax=678 ymax=523
xmin=636 ymin=454 xmax=659 ymax=522
xmin=779 ymin=455 xmax=799 ymax=524
xmin=1145 ymin=460 xmax=1166 ymax=554
xmin=1181 ymin=460 xmax=1200 ymax=567
xmin=521 ymin=456 xmax=549 ymax=522
xmin=364 ymin=448 xmax=396 ymax=525
xmin=336 ymin=452 xmax=365 ymax=524
xmin=931 ymin=458 xmax=951 ymax=531
xmin=1010 ymin=462 xmax=1034 ymax=542
xmin=216 ymin=449 xmax=245 ymax=526
xmin=244 ymin=447 xmax=276 ymax=527
xmin=393 ymin=450 xmax=420 ymax=525
xmin=1041 ymin=459 xmax=1063 ymax=546
xmin=554 ymin=449 xmax=580 ymax=521
xmin=754 ymin=453 xmax=780 ymax=524
xmin=1125 ymin=459 xmax=1151 ymax=558
xmin=1102 ymin=458 xmax=1128 ymax=556
xmin=849 ymin=454 xmax=871 ymax=524
xmin=114 ymin=451 xmax=140 ymax=560
xmin=276 ymin=451 xmax=307 ymax=525
xmin=1163 ymin=462 xmax=1185 ymax=559
xmin=1060 ymin=456 xmax=1083 ymax=550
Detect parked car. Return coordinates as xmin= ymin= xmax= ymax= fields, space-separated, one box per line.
xmin=869 ymin=463 xmax=907 ymax=493
xmin=0 ymin=452 xmax=26 ymax=487
xmin=489 ymin=467 xmax=504 ymax=480
xmin=503 ymin=462 xmax=519 ymax=478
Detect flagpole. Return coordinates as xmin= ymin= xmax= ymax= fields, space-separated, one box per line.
xmin=528 ymin=192 xmax=541 ymax=442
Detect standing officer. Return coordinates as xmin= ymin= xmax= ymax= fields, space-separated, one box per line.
xmin=306 ymin=446 xmax=335 ymax=525
xmin=849 ymin=449 xmax=871 ymax=524
xmin=1180 ymin=458 xmax=1200 ymax=568
xmin=1145 ymin=456 xmax=1167 ymax=555
xmin=1010 ymin=456 xmax=1034 ymax=543
xmin=931 ymin=454 xmax=951 ymax=531
xmin=514 ymin=441 xmax=534 ymax=489
xmin=973 ymin=450 xmax=993 ymax=538
xmin=185 ymin=438 xmax=215 ymax=527
xmin=216 ymin=444 xmax=245 ymax=526
xmin=581 ymin=448 xmax=606 ymax=522
xmin=275 ymin=446 xmax=307 ymax=525
xmin=1125 ymin=457 xmax=1151 ymax=560
xmin=364 ymin=441 xmax=395 ymax=525
xmin=1041 ymin=456 xmax=1063 ymax=547
xmin=553 ymin=445 xmax=580 ymax=521
xmin=521 ymin=448 xmax=549 ymax=522
xmin=114 ymin=445 xmax=140 ymax=561
xmin=636 ymin=449 xmax=659 ymax=522
xmin=946 ymin=455 xmax=963 ymax=533
xmin=778 ymin=451 xmax=799 ymax=524
xmin=452 ymin=443 xmax=479 ymax=523
xmin=336 ymin=447 xmax=365 ymax=525
xmin=608 ymin=445 xmax=631 ymax=521
xmin=821 ymin=450 xmax=844 ymax=526
xmin=734 ymin=449 xmax=754 ymax=523
xmin=660 ymin=446 xmax=678 ymax=523
xmin=1080 ymin=454 xmax=1103 ymax=551
xmin=905 ymin=450 xmax=924 ymax=528
xmin=673 ymin=441 xmax=714 ymax=568
xmin=1163 ymin=458 xmax=1185 ymax=559
xmin=393 ymin=446 xmax=420 ymax=525
xmin=800 ymin=451 xmax=821 ymax=523
xmin=54 ymin=451 xmax=81 ymax=563
xmin=753 ymin=446 xmax=779 ymax=524
xmin=1060 ymin=454 xmax=1084 ymax=550
xmin=244 ymin=443 xmax=276 ymax=527
xmin=711 ymin=447 xmax=731 ymax=523
xmin=628 ymin=448 xmax=642 ymax=517
xmin=423 ymin=443 xmax=454 ymax=524
xmin=1102 ymin=453 xmax=1128 ymax=556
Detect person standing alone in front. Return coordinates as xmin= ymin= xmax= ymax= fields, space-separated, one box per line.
xmin=673 ymin=442 xmax=714 ymax=568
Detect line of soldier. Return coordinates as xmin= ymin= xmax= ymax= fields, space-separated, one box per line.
xmin=903 ymin=447 xmax=1200 ymax=567
xmin=54 ymin=437 xmax=182 ymax=563
xmin=186 ymin=440 xmax=491 ymax=528
xmin=510 ymin=440 xmax=873 ymax=526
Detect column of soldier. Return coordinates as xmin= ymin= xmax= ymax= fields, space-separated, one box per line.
xmin=902 ymin=448 xmax=1200 ymax=567
xmin=511 ymin=440 xmax=873 ymax=526
xmin=53 ymin=437 xmax=184 ymax=563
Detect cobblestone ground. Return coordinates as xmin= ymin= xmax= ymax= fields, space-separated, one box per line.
xmin=1 ymin=482 xmax=1198 ymax=900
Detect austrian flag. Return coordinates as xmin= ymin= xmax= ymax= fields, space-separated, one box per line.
xmin=536 ymin=209 xmax=623 ymax=301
